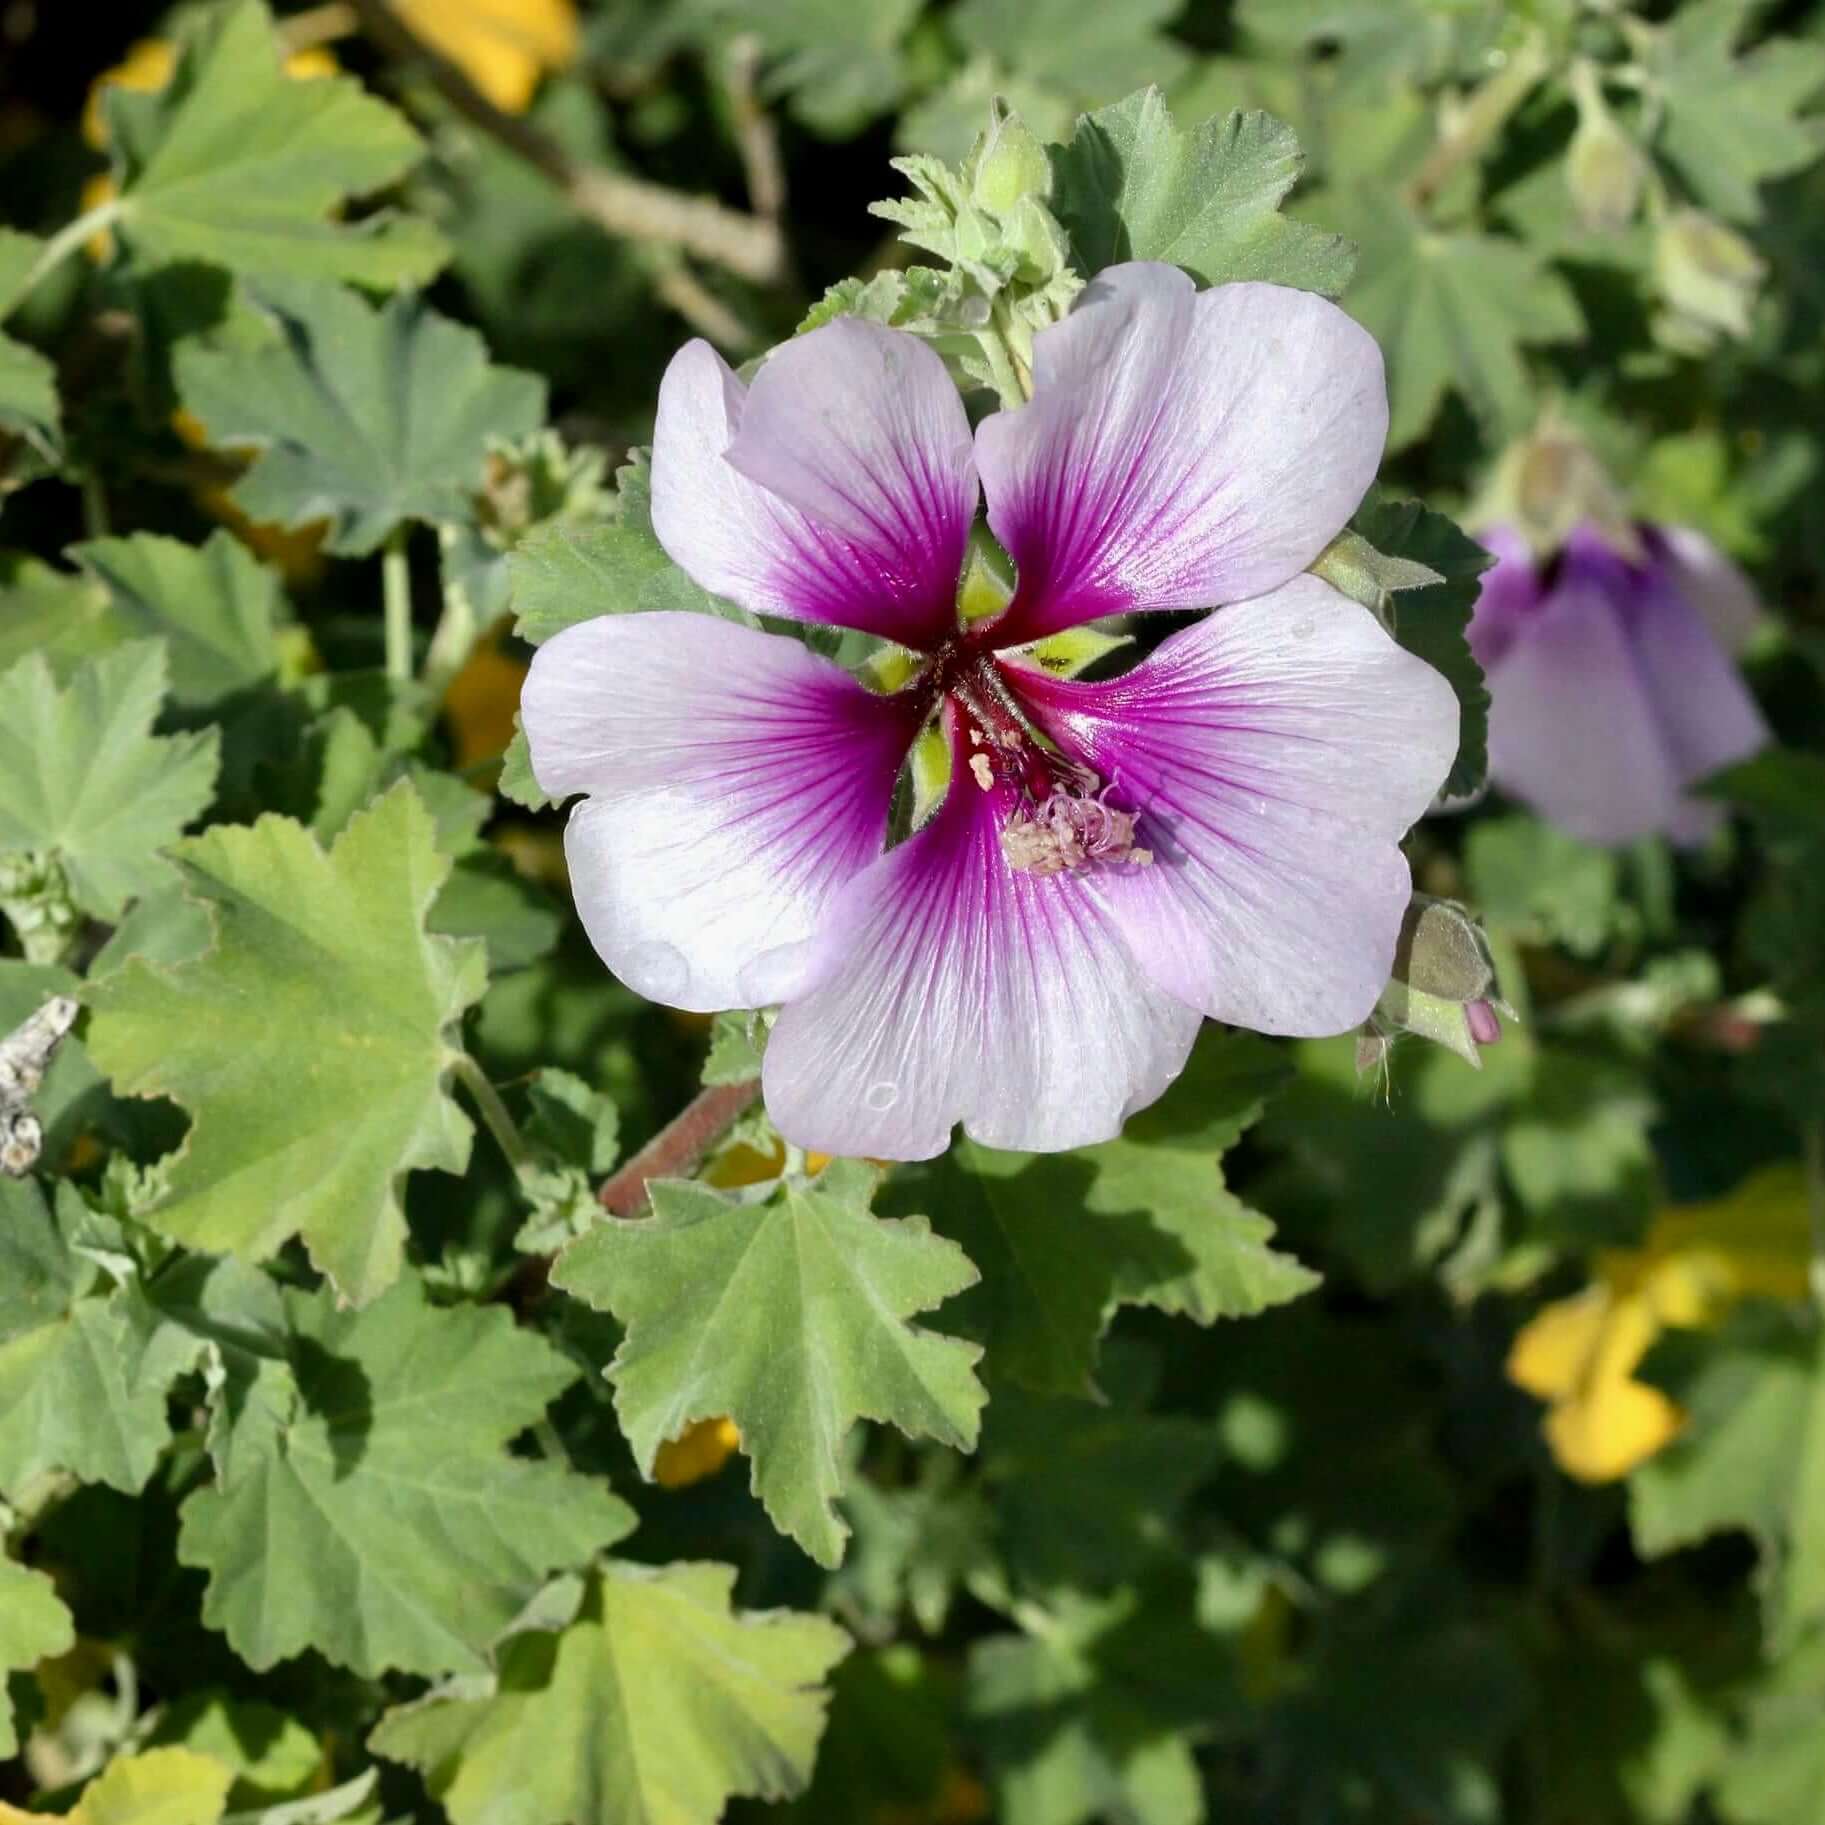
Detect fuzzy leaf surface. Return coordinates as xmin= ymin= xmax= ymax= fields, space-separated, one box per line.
xmin=0 ymin=641 xmax=218 ymax=919
xmin=552 ymin=1160 xmax=985 ymax=1566
xmin=86 ymin=786 xmax=488 ymax=1304
xmin=176 ymin=1271 xmax=633 ymax=1678
xmin=175 ymin=281 xmax=546 ymax=557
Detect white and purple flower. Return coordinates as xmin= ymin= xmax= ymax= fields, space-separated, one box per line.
xmin=523 ymin=263 xmax=1458 ymax=1158
xmin=1471 ymin=522 xmax=1769 ymax=846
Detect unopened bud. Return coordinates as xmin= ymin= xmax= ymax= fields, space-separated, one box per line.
xmin=970 ymin=97 xmax=1052 ymax=218
xmin=1359 ymin=895 xmax=1514 ymax=1073
xmin=1472 ymin=413 xmax=1638 ymax=560
xmin=1654 ymin=210 xmax=1766 ymax=351
xmin=1565 ymin=62 xmax=1645 ymax=233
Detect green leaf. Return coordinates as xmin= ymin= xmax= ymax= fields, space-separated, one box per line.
xmin=968 ymin=1584 xmax=1235 ymax=1825
xmin=175 ymin=280 xmax=546 ymax=557
xmin=86 ymin=785 xmax=489 ymax=1305
xmin=143 ymin=1696 xmax=324 ymax=1807
xmin=524 ymin=1067 xmax=619 ymax=1176
xmin=551 ymin=1158 xmax=985 ymax=1566
xmin=0 ymin=1178 xmax=184 ymax=1499
xmin=175 ymin=1270 xmax=633 ymax=1678
xmin=55 ymin=1749 xmax=234 ymax=1825
xmin=1631 ymin=1308 xmax=1825 ymax=1650
xmin=1347 ymin=496 xmax=1492 ymax=800
xmin=1051 ymin=90 xmax=1354 ymax=294
xmin=1647 ymin=0 xmax=1825 ymax=223
xmin=1714 ymin=1625 xmax=1825 ymax=1825
xmin=0 ymin=640 xmax=218 ymax=920
xmin=1466 ymin=814 xmax=1623 ymax=955
xmin=508 ymin=521 xmax=744 ymax=647
xmin=882 ymin=1029 xmax=1310 ymax=1396
xmin=369 ymin=1560 xmax=850 ymax=1825
xmin=950 ymin=0 xmax=1190 ymax=105
xmin=702 ymin=1012 xmax=763 ymax=1087
xmin=0 ymin=1550 xmax=75 ymax=1756
xmin=108 ymin=0 xmax=446 ymax=286
xmin=1340 ymin=193 xmax=1582 ymax=448
xmin=0 ymin=231 xmax=59 ymax=460
xmin=69 ymin=532 xmax=283 ymax=710
xmin=0 ymin=552 xmax=119 ymax=677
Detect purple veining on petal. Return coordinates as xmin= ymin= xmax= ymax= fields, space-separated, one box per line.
xmin=650 ymin=332 xmax=975 ymax=650
xmin=523 ymin=612 xmax=924 ymax=1011
xmin=761 ymin=708 xmax=1201 ymax=1160
xmin=1002 ymin=576 xmax=1458 ymax=1035
xmin=976 ymin=265 xmax=1388 ymax=648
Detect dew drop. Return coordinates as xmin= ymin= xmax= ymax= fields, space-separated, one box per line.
xmin=863 ymin=1080 xmax=899 ymax=1112
xmin=1292 ymin=617 xmax=1316 ymax=640
xmin=624 ymin=940 xmax=689 ymax=1003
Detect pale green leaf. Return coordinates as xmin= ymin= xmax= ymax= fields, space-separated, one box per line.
xmin=59 ymin=1747 xmax=233 ymax=1825
xmin=0 ymin=552 xmax=118 ymax=677
xmin=1348 ymin=496 xmax=1492 ymax=800
xmin=882 ymin=1029 xmax=1310 ymax=1395
xmin=1714 ymin=1625 xmax=1825 ymax=1825
xmin=551 ymin=1159 xmax=985 ymax=1566
xmin=109 ymin=0 xmax=446 ymax=286
xmin=0 ymin=1550 xmax=75 ymax=1757
xmin=143 ymin=1696 xmax=323 ymax=1807
xmin=175 ymin=281 xmax=546 ymax=557
xmin=175 ymin=1271 xmax=633 ymax=1678
xmin=1466 ymin=814 xmax=1623 ymax=955
xmin=0 ymin=232 xmax=58 ymax=459
xmin=369 ymin=1560 xmax=849 ymax=1825
xmin=0 ymin=640 xmax=218 ymax=920
xmin=1631 ymin=1309 xmax=1825 ymax=1650
xmin=951 ymin=0 xmax=1190 ymax=104
xmin=1647 ymin=0 xmax=1825 ymax=222
xmin=86 ymin=785 xmax=489 ymax=1305
xmin=0 ymin=1179 xmax=182 ymax=1501
xmin=1340 ymin=193 xmax=1583 ymax=447
xmin=1051 ymin=90 xmax=1355 ymax=294
xmin=70 ymin=532 xmax=283 ymax=709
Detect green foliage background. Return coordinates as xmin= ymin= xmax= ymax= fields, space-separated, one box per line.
xmin=1 ymin=2 xmax=1824 ymax=1823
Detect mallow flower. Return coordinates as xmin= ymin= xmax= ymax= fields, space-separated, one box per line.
xmin=523 ymin=263 xmax=1458 ymax=1158
xmin=1470 ymin=522 xmax=1768 ymax=846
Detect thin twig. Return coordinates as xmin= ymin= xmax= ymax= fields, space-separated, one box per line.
xmin=598 ymin=1079 xmax=762 ymax=1216
xmin=650 ymin=255 xmax=759 ymax=352
xmin=346 ymin=0 xmax=786 ymax=287
xmin=723 ymin=35 xmax=787 ymax=225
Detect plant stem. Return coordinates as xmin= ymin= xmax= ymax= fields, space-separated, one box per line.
xmin=382 ymin=530 xmax=413 ymax=682
xmin=1405 ymin=34 xmax=1551 ymax=211
xmin=597 ymin=1078 xmax=762 ymax=1216
xmin=451 ymin=1052 xmax=533 ymax=1175
xmin=345 ymin=0 xmax=786 ymax=288
xmin=1807 ymin=1117 xmax=1825 ymax=1312
xmin=277 ymin=0 xmax=357 ymax=53
xmin=0 ymin=199 xmax=123 ymax=320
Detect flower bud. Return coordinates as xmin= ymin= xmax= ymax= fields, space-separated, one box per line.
xmin=1472 ymin=414 xmax=1637 ymax=560
xmin=970 ymin=97 xmax=1052 ymax=218
xmin=1654 ymin=209 xmax=1766 ymax=351
xmin=1565 ymin=62 xmax=1646 ymax=233
xmin=1360 ymin=895 xmax=1513 ymax=1072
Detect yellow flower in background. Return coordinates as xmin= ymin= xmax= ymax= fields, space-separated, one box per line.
xmin=653 ymin=1416 xmax=740 ymax=1489
xmin=1507 ymin=1164 xmax=1812 ymax=1483
xmin=392 ymin=0 xmax=579 ymax=114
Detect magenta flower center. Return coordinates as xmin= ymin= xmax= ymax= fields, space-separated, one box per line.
xmin=907 ymin=637 xmax=1153 ymax=878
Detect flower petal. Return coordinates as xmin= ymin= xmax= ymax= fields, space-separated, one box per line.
xmin=1007 ymin=576 xmax=1457 ymax=1035
xmin=975 ymin=263 xmax=1387 ymax=646
xmin=650 ymin=328 xmax=975 ymax=649
xmin=761 ymin=716 xmax=1201 ymax=1159
xmin=1483 ymin=561 xmax=1683 ymax=846
xmin=522 ymin=611 xmax=920 ymax=1011
xmin=1655 ymin=525 xmax=1764 ymax=654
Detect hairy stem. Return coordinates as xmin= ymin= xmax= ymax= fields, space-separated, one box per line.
xmin=451 ymin=1052 xmax=533 ymax=1176
xmin=0 ymin=199 xmax=122 ymax=320
xmin=382 ymin=530 xmax=413 ymax=682
xmin=597 ymin=1078 xmax=762 ymax=1216
xmin=1405 ymin=34 xmax=1551 ymax=211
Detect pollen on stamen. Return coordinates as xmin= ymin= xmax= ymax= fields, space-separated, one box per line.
xmin=969 ymin=753 xmax=995 ymax=791
xmin=999 ymin=774 xmax=1154 ymax=877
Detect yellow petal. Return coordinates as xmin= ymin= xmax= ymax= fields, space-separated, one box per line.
xmin=1507 ymin=1284 xmax=1612 ymax=1401
xmin=83 ymin=39 xmax=178 ymax=149
xmin=653 ymin=1415 xmax=740 ymax=1489
xmin=391 ymin=0 xmax=579 ymax=114
xmin=1648 ymin=1162 xmax=1812 ymax=1304
xmin=1544 ymin=1373 xmax=1684 ymax=1484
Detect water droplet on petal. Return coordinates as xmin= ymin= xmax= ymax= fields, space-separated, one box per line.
xmin=624 ymin=940 xmax=689 ymax=1003
xmin=864 ymin=1080 xmax=899 ymax=1112
xmin=1292 ymin=617 xmax=1316 ymax=640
